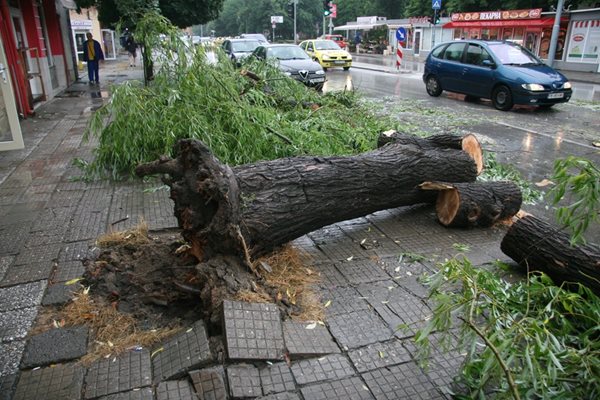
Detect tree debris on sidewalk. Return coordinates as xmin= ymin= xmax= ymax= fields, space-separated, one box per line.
xmin=501 ymin=213 xmax=600 ymax=295
xmin=420 ymin=181 xmax=522 ymax=228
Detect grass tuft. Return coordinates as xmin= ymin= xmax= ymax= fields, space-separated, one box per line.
xmin=50 ymin=290 xmax=180 ymax=365
xmin=232 ymin=246 xmax=325 ymax=321
xmin=96 ymin=218 xmax=150 ymax=247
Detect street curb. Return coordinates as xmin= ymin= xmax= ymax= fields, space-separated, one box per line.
xmin=350 ymin=63 xmax=414 ymax=75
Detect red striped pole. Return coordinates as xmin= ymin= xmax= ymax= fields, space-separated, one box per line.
xmin=396 ymin=41 xmax=404 ymax=69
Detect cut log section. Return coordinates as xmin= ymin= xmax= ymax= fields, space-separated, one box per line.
xmin=420 ymin=181 xmax=522 ymax=228
xmin=136 ymin=136 xmax=481 ymax=264
xmin=501 ymin=214 xmax=600 ymax=294
xmin=378 ymin=131 xmax=484 ymax=175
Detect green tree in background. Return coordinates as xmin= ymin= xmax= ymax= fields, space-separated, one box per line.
xmin=209 ymin=0 xmax=324 ymax=40
xmin=74 ymin=0 xmax=225 ymax=28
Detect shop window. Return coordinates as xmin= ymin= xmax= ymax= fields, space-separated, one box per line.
xmin=489 ymin=28 xmax=499 ymax=40
xmin=502 ymin=28 xmax=513 ymax=40
xmin=514 ymin=28 xmax=524 ymax=42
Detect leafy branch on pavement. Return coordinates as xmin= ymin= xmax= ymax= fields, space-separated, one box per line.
xmin=415 ymin=257 xmax=600 ymax=400
xmin=551 ymin=156 xmax=600 ymax=245
xmin=479 ymin=151 xmax=543 ymax=205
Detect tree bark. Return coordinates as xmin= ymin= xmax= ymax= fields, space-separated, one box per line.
xmin=501 ymin=214 xmax=600 ymax=294
xmin=136 ymin=137 xmax=480 ymax=263
xmin=420 ymin=181 xmax=522 ymax=228
xmin=378 ymin=131 xmax=484 ymax=175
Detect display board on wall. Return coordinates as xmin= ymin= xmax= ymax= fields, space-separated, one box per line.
xmin=567 ymin=20 xmax=600 ymax=63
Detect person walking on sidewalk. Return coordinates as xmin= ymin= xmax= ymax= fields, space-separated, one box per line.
xmin=82 ymin=32 xmax=104 ymax=85
xmin=354 ymin=31 xmax=362 ymax=54
xmin=125 ymin=31 xmax=137 ymax=67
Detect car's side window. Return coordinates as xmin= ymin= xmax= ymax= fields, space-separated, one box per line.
xmin=431 ymin=45 xmax=446 ymax=59
xmin=307 ymin=43 xmax=314 ymax=52
xmin=465 ymin=44 xmax=492 ymax=66
xmin=442 ymin=43 xmax=465 ymax=62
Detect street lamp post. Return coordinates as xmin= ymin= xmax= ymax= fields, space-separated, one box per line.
xmin=547 ymin=0 xmax=565 ymax=66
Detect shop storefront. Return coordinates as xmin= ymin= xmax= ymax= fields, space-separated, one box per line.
xmin=443 ymin=9 xmax=568 ymax=60
xmin=335 ymin=16 xmax=452 ymax=60
xmin=0 ymin=0 xmax=74 ymax=119
xmin=0 ymin=0 xmax=76 ymax=151
xmin=559 ymin=8 xmax=600 ymax=73
xmin=70 ymin=8 xmax=117 ymax=65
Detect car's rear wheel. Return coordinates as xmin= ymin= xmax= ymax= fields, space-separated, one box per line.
xmin=343 ymin=66 xmax=350 ymax=71
xmin=492 ymin=85 xmax=513 ymax=111
xmin=425 ymin=75 xmax=442 ymax=97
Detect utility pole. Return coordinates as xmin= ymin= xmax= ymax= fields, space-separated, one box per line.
xmin=293 ymin=0 xmax=297 ymax=44
xmin=431 ymin=9 xmax=438 ymax=48
xmin=547 ymin=0 xmax=565 ymax=66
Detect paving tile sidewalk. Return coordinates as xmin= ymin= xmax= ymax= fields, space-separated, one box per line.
xmin=0 ymin=53 xmax=512 ymax=399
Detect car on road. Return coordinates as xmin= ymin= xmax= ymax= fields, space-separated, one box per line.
xmin=252 ymin=44 xmax=326 ymax=90
xmin=222 ymin=38 xmax=262 ymax=65
xmin=321 ymin=34 xmax=347 ymax=50
xmin=423 ymin=40 xmax=572 ymax=111
xmin=240 ymin=33 xmax=269 ymax=44
xmin=299 ymin=39 xmax=352 ymax=71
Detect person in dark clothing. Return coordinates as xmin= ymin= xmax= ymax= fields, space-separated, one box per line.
xmin=82 ymin=32 xmax=104 ymax=85
xmin=125 ymin=32 xmax=137 ymax=67
xmin=354 ymin=31 xmax=362 ymax=54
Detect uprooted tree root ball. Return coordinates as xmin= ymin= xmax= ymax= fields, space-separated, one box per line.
xmin=64 ymin=224 xmax=325 ymax=361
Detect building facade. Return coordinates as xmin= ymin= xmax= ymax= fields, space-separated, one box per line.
xmin=69 ymin=7 xmax=117 ymax=66
xmin=0 ymin=0 xmax=78 ymax=151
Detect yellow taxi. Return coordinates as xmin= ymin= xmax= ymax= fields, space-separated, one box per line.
xmin=299 ymin=39 xmax=352 ymax=71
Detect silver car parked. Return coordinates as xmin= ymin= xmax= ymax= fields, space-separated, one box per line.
xmin=252 ymin=44 xmax=326 ymax=91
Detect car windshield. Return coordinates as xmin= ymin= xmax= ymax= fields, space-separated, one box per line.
xmin=232 ymin=40 xmax=261 ymax=52
xmin=315 ymin=40 xmax=341 ymax=50
xmin=268 ymin=46 xmax=309 ymax=60
xmin=488 ymin=42 xmax=543 ymax=65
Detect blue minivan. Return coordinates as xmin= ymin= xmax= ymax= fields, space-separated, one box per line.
xmin=423 ymin=40 xmax=572 ymax=111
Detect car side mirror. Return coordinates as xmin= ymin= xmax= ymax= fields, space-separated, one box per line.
xmin=482 ymin=59 xmax=496 ymax=68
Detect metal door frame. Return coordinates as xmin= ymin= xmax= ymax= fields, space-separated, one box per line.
xmin=0 ymin=37 xmax=24 ymax=151
xmin=101 ymin=29 xmax=116 ymax=60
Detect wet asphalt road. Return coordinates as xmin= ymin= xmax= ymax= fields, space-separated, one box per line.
xmin=325 ymin=68 xmax=600 ymax=243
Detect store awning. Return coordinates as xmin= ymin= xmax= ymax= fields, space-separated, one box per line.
xmin=443 ymin=18 xmax=567 ymax=29
xmin=334 ymin=23 xmax=387 ymax=31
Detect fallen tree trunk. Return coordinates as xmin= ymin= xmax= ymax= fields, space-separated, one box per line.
xmin=501 ymin=214 xmax=600 ymax=294
xmin=136 ymin=137 xmax=481 ymax=263
xmin=420 ymin=181 xmax=522 ymax=228
xmin=378 ymin=131 xmax=484 ymax=175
